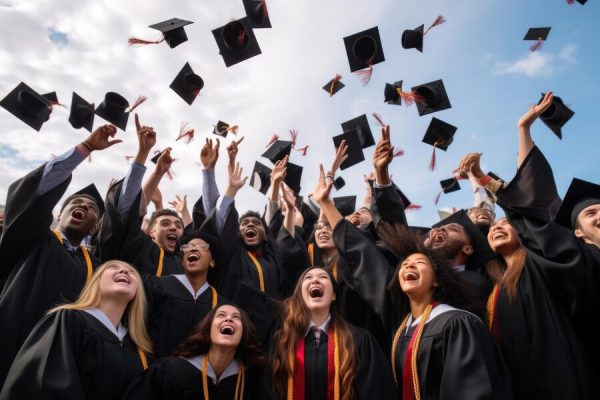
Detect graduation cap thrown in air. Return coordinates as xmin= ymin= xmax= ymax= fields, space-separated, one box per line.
xmin=334 ymin=196 xmax=356 ymax=217
xmin=147 ymin=18 xmax=193 ymax=48
xmin=333 ymin=176 xmax=346 ymax=190
xmin=341 ymin=114 xmax=375 ymax=149
xmin=323 ymin=75 xmax=345 ymax=97
xmin=69 ymin=92 xmax=95 ymax=132
xmin=213 ymin=121 xmax=231 ymax=137
xmin=284 ymin=162 xmax=303 ymax=194
xmin=170 ymin=62 xmax=204 ymax=106
xmin=0 ymin=82 xmax=51 ymax=131
xmin=422 ymin=117 xmax=456 ymax=151
xmin=212 ymin=17 xmax=262 ymax=67
xmin=262 ymin=140 xmax=293 ymax=163
xmin=41 ymin=92 xmax=59 ymax=104
xmin=411 ymin=79 xmax=451 ymax=116
xmin=402 ymin=24 xmax=424 ymax=52
xmin=343 ymin=27 xmax=385 ymax=72
xmin=384 ymin=81 xmax=403 ymax=105
xmin=555 ymin=178 xmax=600 ymax=229
xmin=250 ymin=161 xmax=272 ymax=195
xmin=440 ymin=177 xmax=461 ymax=194
xmin=243 ymin=0 xmax=271 ymax=29
xmin=95 ymin=92 xmax=130 ymax=131
xmin=537 ymin=93 xmax=574 ymax=140
xmin=524 ymin=27 xmax=551 ymax=51
xmin=332 ymin=130 xmax=365 ymax=170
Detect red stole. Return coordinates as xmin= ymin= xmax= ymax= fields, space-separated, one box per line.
xmin=292 ymin=328 xmax=335 ymax=400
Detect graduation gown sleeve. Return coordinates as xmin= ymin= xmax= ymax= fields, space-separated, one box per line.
xmin=371 ymin=183 xmax=409 ymax=229
xmin=274 ymin=224 xmax=310 ymax=296
xmin=123 ymin=358 xmax=181 ymax=400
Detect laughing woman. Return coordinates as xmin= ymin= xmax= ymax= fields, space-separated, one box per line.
xmin=124 ymin=304 xmax=267 ymax=400
xmin=0 ymin=261 xmax=152 ymax=400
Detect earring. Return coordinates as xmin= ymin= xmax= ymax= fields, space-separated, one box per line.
xmin=210 ymin=261 xmax=215 ymax=268
xmin=433 ymin=282 xmax=440 ymax=287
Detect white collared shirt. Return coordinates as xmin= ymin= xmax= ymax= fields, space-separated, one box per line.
xmin=305 ymin=314 xmax=331 ymax=340
xmin=174 ymin=275 xmax=210 ymax=299
xmin=452 ymin=264 xmax=466 ymax=273
xmin=185 ymin=354 xmax=240 ymax=384
xmin=83 ymin=308 xmax=128 ymax=341
xmin=404 ymin=304 xmax=480 ymax=333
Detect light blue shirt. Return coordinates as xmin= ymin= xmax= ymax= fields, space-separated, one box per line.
xmin=185 ymin=354 xmax=240 ymax=384
xmin=83 ymin=308 xmax=128 ymax=341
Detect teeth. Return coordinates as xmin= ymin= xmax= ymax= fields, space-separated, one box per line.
xmin=404 ymin=271 xmax=418 ymax=281
xmin=187 ymin=254 xmax=200 ymax=262
xmin=220 ymin=326 xmax=235 ymax=335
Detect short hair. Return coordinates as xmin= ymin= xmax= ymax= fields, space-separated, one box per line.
xmin=238 ymin=210 xmax=266 ymax=228
xmin=148 ymin=209 xmax=183 ymax=229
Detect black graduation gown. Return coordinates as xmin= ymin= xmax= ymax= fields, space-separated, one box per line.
xmin=495 ymin=145 xmax=600 ymax=399
xmin=0 ymin=165 xmax=100 ymax=387
xmin=123 ymin=356 xmax=262 ymax=400
xmin=144 ymin=275 xmax=224 ymax=358
xmin=98 ymin=179 xmax=183 ymax=276
xmin=394 ymin=308 xmax=513 ymax=400
xmin=199 ymin=201 xmax=286 ymax=299
xmin=0 ymin=309 xmax=147 ymax=400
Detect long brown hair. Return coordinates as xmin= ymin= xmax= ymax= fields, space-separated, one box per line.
xmin=175 ymin=304 xmax=267 ymax=367
xmin=271 ymin=267 xmax=355 ymax=400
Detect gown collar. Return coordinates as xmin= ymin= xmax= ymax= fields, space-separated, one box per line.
xmin=83 ymin=308 xmax=128 ymax=340
xmin=185 ymin=354 xmax=240 ymax=384
xmin=174 ymin=275 xmax=210 ymax=299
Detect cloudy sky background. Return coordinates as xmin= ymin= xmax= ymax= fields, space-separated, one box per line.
xmin=0 ymin=0 xmax=598 ymax=226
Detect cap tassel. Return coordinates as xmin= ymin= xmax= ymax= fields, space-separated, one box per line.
xmin=329 ymin=74 xmax=342 ymax=97
xmin=529 ymin=38 xmax=543 ymax=52
xmin=393 ymin=149 xmax=405 ymax=157
xmin=227 ymin=125 xmax=239 ymax=135
xmin=424 ymin=15 xmax=446 ymax=35
xmin=429 ymin=146 xmax=437 ymax=171
xmin=48 ymin=101 xmax=66 ymax=109
xmin=176 ymin=122 xmax=195 ymax=144
xmin=406 ymin=203 xmax=422 ymax=210
xmin=296 ymin=145 xmax=309 ymax=156
xmin=372 ymin=112 xmax=386 ymax=127
xmin=289 ymin=129 xmax=298 ymax=148
xmin=396 ymin=89 xmax=423 ymax=107
xmin=353 ymin=65 xmax=373 ymax=86
xmin=128 ymin=36 xmax=165 ymax=46
xmin=265 ymin=134 xmax=279 ymax=147
xmin=128 ymin=95 xmax=147 ymax=112
xmin=434 ymin=190 xmax=442 ymax=205
xmin=566 ymin=0 xmax=575 ymax=4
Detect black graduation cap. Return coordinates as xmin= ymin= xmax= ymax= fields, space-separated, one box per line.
xmin=148 ymin=18 xmax=193 ymax=48
xmin=341 ymin=114 xmax=375 ymax=149
xmin=150 ymin=150 xmax=162 ymax=164
xmin=72 ymin=184 xmax=106 ymax=216
xmin=432 ymin=209 xmax=497 ymax=269
xmin=422 ymin=117 xmax=456 ymax=151
xmin=213 ymin=121 xmax=231 ymax=137
xmin=343 ymin=26 xmax=385 ymax=72
xmin=284 ymin=162 xmax=303 ymax=194
xmin=402 ymin=24 xmax=424 ymax=52
xmin=411 ymin=79 xmax=451 ymax=116
xmin=334 ymin=196 xmax=356 ymax=217
xmin=212 ymin=17 xmax=262 ymax=67
xmin=41 ymin=92 xmax=58 ymax=104
xmin=0 ymin=82 xmax=51 ymax=131
xmin=523 ymin=27 xmax=551 ymax=42
xmin=384 ymin=81 xmax=403 ymax=105
xmin=332 ymin=130 xmax=365 ymax=170
xmin=409 ymin=225 xmax=431 ymax=237
xmin=69 ymin=92 xmax=95 ymax=132
xmin=333 ymin=176 xmax=346 ymax=190
xmin=323 ymin=76 xmax=345 ymax=97
xmin=555 ymin=178 xmax=600 ymax=229
xmin=575 ymin=0 xmax=587 ymax=4
xmin=95 ymin=92 xmax=129 ymax=131
xmin=169 ymin=62 xmax=204 ymax=106
xmin=261 ymin=140 xmax=292 ymax=163
xmin=537 ymin=93 xmax=574 ymax=139
xmin=243 ymin=0 xmax=271 ymax=29
xmin=440 ymin=178 xmax=460 ymax=194
xmin=250 ymin=161 xmax=272 ymax=195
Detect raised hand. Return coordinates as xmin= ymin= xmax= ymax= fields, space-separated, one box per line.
xmin=83 ymin=124 xmax=122 ymax=151
xmin=228 ymin=162 xmax=248 ymax=191
xmin=312 ymin=164 xmax=334 ymax=204
xmin=155 ymin=147 xmax=174 ymax=176
xmin=168 ymin=195 xmax=188 ymax=214
xmin=518 ymin=92 xmax=553 ymax=129
xmin=329 ymin=139 xmax=348 ymax=175
xmin=458 ymin=152 xmax=484 ymax=179
xmin=373 ymin=125 xmax=393 ymax=171
xmin=271 ymin=155 xmax=288 ymax=185
xmin=200 ymin=138 xmax=220 ymax=169
xmin=227 ymin=137 xmax=245 ymax=166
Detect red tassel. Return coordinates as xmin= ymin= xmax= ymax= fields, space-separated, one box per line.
xmin=48 ymin=101 xmax=66 ymax=109
xmin=393 ymin=149 xmax=405 ymax=157
xmin=289 ymin=129 xmax=298 ymax=147
xmin=227 ymin=125 xmax=239 ymax=135
xmin=434 ymin=191 xmax=442 ymax=205
xmin=261 ymin=0 xmax=269 ymax=19
xmin=406 ymin=204 xmax=422 ymax=210
xmin=176 ymin=122 xmax=195 ymax=144
xmin=397 ymin=89 xmax=423 ymax=107
xmin=128 ymin=36 xmax=165 ymax=46
xmin=429 ymin=147 xmax=437 ymax=171
xmin=237 ymin=29 xmax=246 ymax=46
xmin=353 ymin=65 xmax=373 ymax=86
xmin=128 ymin=95 xmax=147 ymax=112
xmin=372 ymin=112 xmax=385 ymax=127
xmin=424 ymin=15 xmax=446 ymax=35
xmin=529 ymin=38 xmax=543 ymax=52
xmin=329 ymin=74 xmax=342 ymax=97
xmin=266 ymin=134 xmax=279 ymax=147
xmin=296 ymin=145 xmax=309 ymax=156
xmin=566 ymin=0 xmax=575 ymax=4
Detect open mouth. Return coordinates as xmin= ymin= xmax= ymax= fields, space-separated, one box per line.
xmin=309 ymin=286 xmax=324 ymax=298
xmin=220 ymin=325 xmax=236 ymax=336
xmin=403 ymin=271 xmax=419 ymax=281
xmin=432 ymin=233 xmax=445 ymax=244
xmin=114 ymin=275 xmax=131 ymax=284
xmin=166 ymin=233 xmax=178 ymax=246
xmin=318 ymin=233 xmax=330 ymax=241
xmin=186 ymin=253 xmax=200 ymax=262
xmin=71 ymin=208 xmax=86 ymax=221
xmin=492 ymin=232 xmax=507 ymax=240
xmin=244 ymin=229 xmax=257 ymax=239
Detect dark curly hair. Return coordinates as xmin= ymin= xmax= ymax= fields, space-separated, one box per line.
xmin=175 ymin=304 xmax=267 ymax=368
xmin=238 ymin=210 xmax=266 ymax=229
xmin=179 ymin=230 xmax=224 ymax=267
xmin=148 ymin=209 xmax=183 ymax=229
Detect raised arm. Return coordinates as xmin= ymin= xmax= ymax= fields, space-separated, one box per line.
xmin=168 ymin=195 xmax=192 ymax=228
xmin=516 ymin=92 xmax=553 ymax=168
xmin=200 ymin=137 xmax=221 ymax=215
xmin=266 ymin=156 xmax=288 ymax=225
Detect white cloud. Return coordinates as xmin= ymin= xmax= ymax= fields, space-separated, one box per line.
xmin=490 ymin=43 xmax=578 ymax=78
xmin=558 ymin=43 xmax=578 ymax=64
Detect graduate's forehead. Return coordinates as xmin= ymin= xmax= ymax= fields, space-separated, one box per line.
xmin=67 ymin=195 xmax=99 ymax=211
xmin=215 ymin=304 xmax=241 ymax=316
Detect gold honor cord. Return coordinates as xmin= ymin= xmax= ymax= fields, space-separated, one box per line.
xmin=138 ymin=348 xmax=148 ymax=370
xmin=202 ymin=356 xmax=245 ymax=400
xmin=246 ymin=251 xmax=265 ymax=292
xmin=53 ymin=230 xmax=92 ymax=283
xmin=156 ymin=248 xmax=164 ymax=277
xmin=210 ymin=287 xmax=218 ymax=309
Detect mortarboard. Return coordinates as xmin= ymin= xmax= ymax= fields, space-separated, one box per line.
xmin=538 ymin=93 xmax=574 ymax=139
xmin=148 ymin=18 xmax=193 ymax=48
xmin=555 ymin=178 xmax=600 ymax=229
xmin=0 ymin=82 xmax=51 ymax=131
xmin=402 ymin=25 xmax=424 ymax=52
xmin=243 ymin=0 xmax=271 ymax=29
xmin=213 ymin=121 xmax=231 ymax=137
xmin=323 ymin=75 xmax=345 ymax=97
xmin=384 ymin=81 xmax=403 ymax=105
xmin=250 ymin=161 xmax=272 ymax=195
xmin=524 ymin=27 xmax=551 ymax=51
xmin=212 ymin=18 xmax=262 ymax=67
xmin=422 ymin=117 xmax=456 ymax=151
xmin=150 ymin=150 xmax=162 ymax=164
xmin=343 ymin=26 xmax=385 ymax=73
xmin=41 ymin=92 xmax=59 ymax=104
xmin=334 ymin=196 xmax=356 ymax=217
xmin=63 ymin=184 xmax=106 ymax=216
xmin=333 ymin=176 xmax=346 ymax=190
xmin=284 ymin=162 xmax=303 ymax=194
xmin=575 ymin=0 xmax=587 ymax=4
xmin=432 ymin=209 xmax=496 ymax=269
xmin=95 ymin=92 xmax=130 ymax=131
xmin=332 ymin=130 xmax=365 ymax=170
xmin=341 ymin=114 xmax=375 ymax=149
xmin=440 ymin=178 xmax=461 ymax=194
xmin=69 ymin=92 xmax=95 ymax=132
xmin=411 ymin=79 xmax=451 ymax=116
xmin=169 ymin=62 xmax=204 ymax=105
xmin=261 ymin=140 xmax=293 ymax=163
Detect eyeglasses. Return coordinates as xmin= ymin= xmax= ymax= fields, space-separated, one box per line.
xmin=180 ymin=243 xmax=210 ymax=252
xmin=314 ymin=221 xmax=332 ymax=231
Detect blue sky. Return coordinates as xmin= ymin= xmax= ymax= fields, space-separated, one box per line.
xmin=0 ymin=0 xmax=598 ymax=227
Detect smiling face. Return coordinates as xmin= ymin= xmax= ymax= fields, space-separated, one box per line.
xmin=57 ymin=196 xmax=99 ymax=238
xmin=149 ymin=215 xmax=184 ymax=253
xmin=425 ymin=222 xmax=473 ymax=260
xmin=487 ymin=218 xmax=520 ymax=255
xmin=398 ymin=253 xmax=437 ymax=301
xmin=467 ymin=207 xmax=494 ymax=227
xmin=574 ymin=204 xmax=600 ymax=247
xmin=210 ymin=305 xmax=244 ymax=348
xmin=239 ymin=216 xmax=266 ymax=248
xmin=345 ymin=207 xmax=372 ymax=227
xmin=181 ymin=238 xmax=213 ymax=276
xmin=301 ymin=268 xmax=335 ymax=314
xmin=98 ymin=261 xmax=139 ymax=302
xmin=314 ymin=220 xmax=335 ymax=250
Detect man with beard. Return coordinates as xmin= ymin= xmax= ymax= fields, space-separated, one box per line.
xmin=0 ymin=124 xmax=120 ymax=387
xmin=98 ymin=114 xmax=184 ymax=276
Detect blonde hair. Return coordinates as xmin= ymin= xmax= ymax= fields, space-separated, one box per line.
xmin=49 ymin=260 xmax=153 ymax=354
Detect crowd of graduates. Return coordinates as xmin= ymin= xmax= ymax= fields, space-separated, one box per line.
xmin=0 ymin=90 xmax=599 ymax=400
